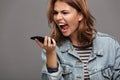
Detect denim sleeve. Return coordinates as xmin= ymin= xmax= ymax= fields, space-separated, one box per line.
xmin=112 ymin=40 xmax=120 ymax=80
xmin=47 ymin=63 xmax=59 ymax=73
xmin=41 ymin=50 xmax=63 ymax=80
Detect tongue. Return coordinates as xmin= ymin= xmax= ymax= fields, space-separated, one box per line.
xmin=61 ymin=25 xmax=68 ymax=32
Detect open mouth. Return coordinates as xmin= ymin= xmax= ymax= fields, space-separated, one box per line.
xmin=58 ymin=24 xmax=68 ymax=33
xmin=58 ymin=24 xmax=67 ymax=28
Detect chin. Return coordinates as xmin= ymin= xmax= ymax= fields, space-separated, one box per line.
xmin=62 ymin=33 xmax=70 ymax=37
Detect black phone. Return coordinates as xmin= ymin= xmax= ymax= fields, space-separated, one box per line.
xmin=30 ymin=36 xmax=53 ymax=43
xmin=31 ymin=36 xmax=44 ymax=43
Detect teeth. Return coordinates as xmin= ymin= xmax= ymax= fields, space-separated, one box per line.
xmin=59 ymin=24 xmax=65 ymax=26
xmin=57 ymin=23 xmax=67 ymax=29
xmin=58 ymin=24 xmax=65 ymax=28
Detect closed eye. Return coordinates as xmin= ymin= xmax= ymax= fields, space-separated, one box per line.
xmin=62 ymin=11 xmax=69 ymax=14
xmin=53 ymin=10 xmax=69 ymax=15
xmin=53 ymin=11 xmax=58 ymax=15
xmin=61 ymin=10 xmax=69 ymax=15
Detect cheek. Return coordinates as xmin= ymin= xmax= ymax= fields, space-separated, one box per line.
xmin=53 ymin=15 xmax=59 ymax=23
xmin=53 ymin=16 xmax=56 ymax=23
xmin=68 ymin=20 xmax=79 ymax=33
xmin=69 ymin=18 xmax=79 ymax=28
xmin=68 ymin=15 xmax=79 ymax=24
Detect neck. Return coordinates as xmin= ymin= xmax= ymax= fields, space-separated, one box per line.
xmin=70 ymin=36 xmax=81 ymax=46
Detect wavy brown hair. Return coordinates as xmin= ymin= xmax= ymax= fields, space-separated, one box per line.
xmin=47 ymin=0 xmax=97 ymax=45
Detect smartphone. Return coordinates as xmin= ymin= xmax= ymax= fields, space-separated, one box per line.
xmin=31 ymin=36 xmax=44 ymax=43
xmin=30 ymin=36 xmax=53 ymax=43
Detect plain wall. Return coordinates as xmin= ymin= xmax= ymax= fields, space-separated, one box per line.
xmin=0 ymin=0 xmax=120 ymax=80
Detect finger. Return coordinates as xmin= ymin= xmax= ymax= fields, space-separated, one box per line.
xmin=48 ymin=37 xmax=51 ymax=47
xmin=44 ymin=36 xmax=48 ymax=46
xmin=52 ymin=39 xmax=56 ymax=46
xmin=35 ymin=39 xmax=43 ymax=47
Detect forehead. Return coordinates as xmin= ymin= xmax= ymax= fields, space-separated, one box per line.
xmin=54 ymin=1 xmax=74 ymax=11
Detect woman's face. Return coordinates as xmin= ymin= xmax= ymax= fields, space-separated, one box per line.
xmin=53 ymin=0 xmax=83 ymax=38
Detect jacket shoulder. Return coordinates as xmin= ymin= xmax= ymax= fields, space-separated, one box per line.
xmin=96 ymin=32 xmax=116 ymax=40
xmin=95 ymin=32 xmax=119 ymax=45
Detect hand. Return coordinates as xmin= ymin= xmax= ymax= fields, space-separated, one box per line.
xmin=35 ymin=36 xmax=57 ymax=68
xmin=35 ymin=36 xmax=56 ymax=53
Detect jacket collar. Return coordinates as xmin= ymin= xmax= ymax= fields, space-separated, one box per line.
xmin=59 ymin=40 xmax=81 ymax=60
xmin=59 ymin=32 xmax=104 ymax=59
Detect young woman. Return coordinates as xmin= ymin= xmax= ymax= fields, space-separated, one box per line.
xmin=35 ymin=0 xmax=120 ymax=80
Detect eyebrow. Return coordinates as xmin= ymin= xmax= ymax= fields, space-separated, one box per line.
xmin=53 ymin=9 xmax=69 ymax=12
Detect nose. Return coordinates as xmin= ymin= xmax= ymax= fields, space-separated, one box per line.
xmin=56 ymin=13 xmax=63 ymax=21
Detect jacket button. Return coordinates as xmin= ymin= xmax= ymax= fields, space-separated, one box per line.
xmin=76 ymin=75 xmax=81 ymax=78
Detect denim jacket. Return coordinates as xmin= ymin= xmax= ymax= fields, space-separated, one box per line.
xmin=41 ymin=32 xmax=120 ymax=80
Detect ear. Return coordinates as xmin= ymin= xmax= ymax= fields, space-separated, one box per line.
xmin=78 ymin=13 xmax=83 ymax=22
